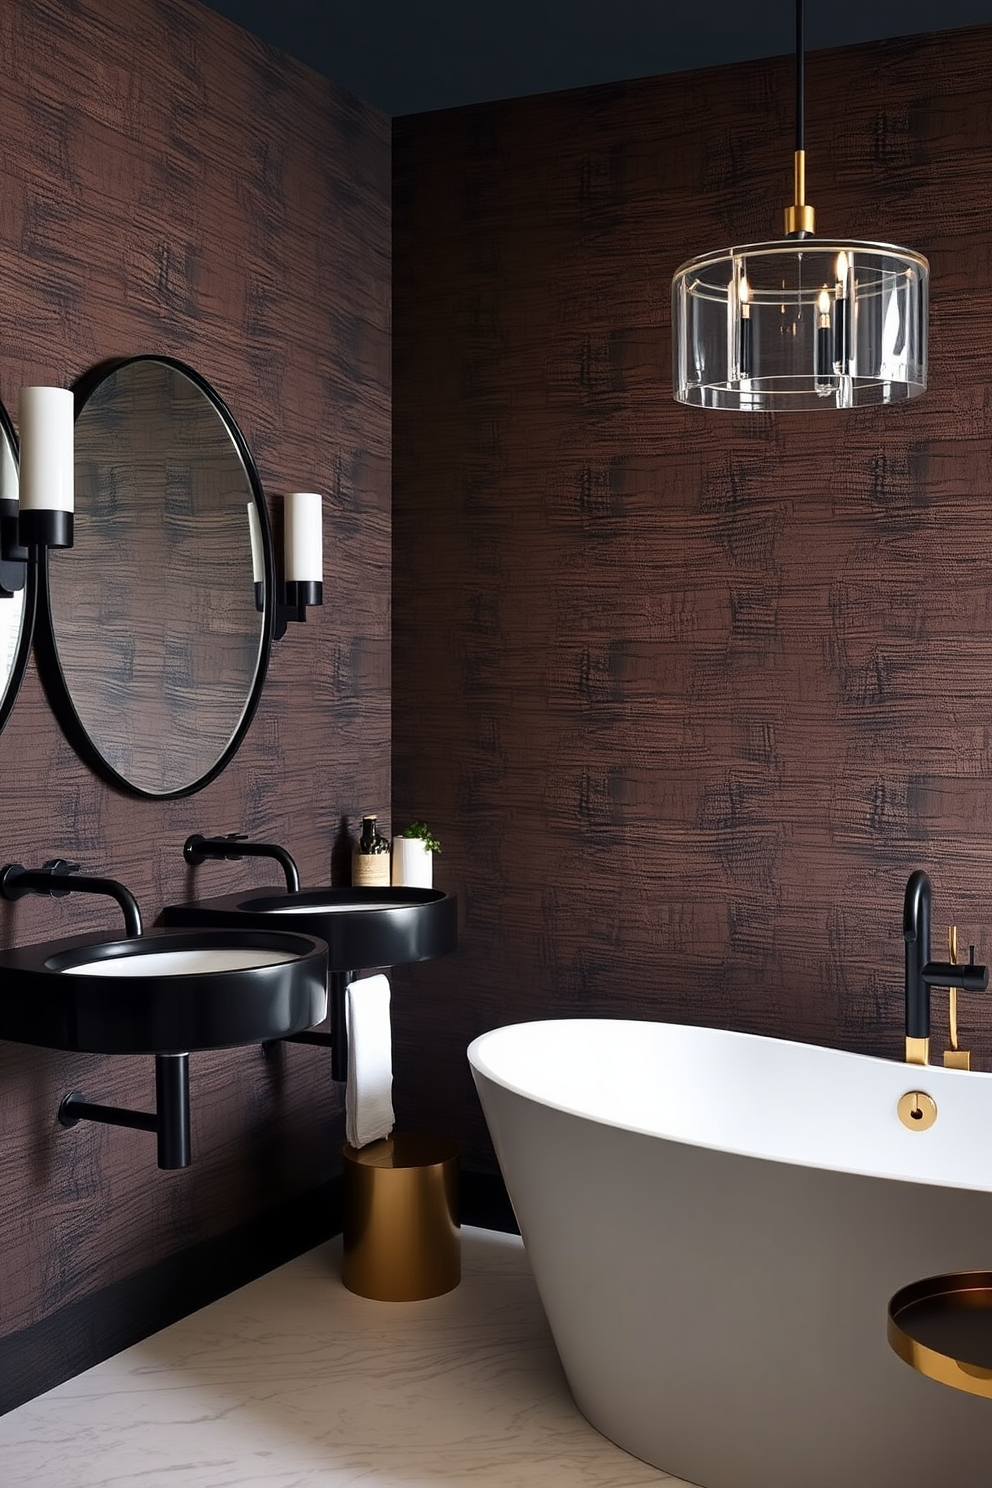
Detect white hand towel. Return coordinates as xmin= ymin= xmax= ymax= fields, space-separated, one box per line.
xmin=345 ymin=973 xmax=395 ymax=1149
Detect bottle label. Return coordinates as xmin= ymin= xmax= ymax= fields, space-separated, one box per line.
xmin=353 ymin=850 xmax=390 ymax=887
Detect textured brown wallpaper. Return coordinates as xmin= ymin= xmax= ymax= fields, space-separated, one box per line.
xmin=0 ymin=0 xmax=389 ymax=1340
xmin=391 ymin=25 xmax=992 ymax=1167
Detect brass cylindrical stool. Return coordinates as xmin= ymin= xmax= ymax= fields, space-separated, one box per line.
xmin=342 ymin=1131 xmax=459 ymax=1301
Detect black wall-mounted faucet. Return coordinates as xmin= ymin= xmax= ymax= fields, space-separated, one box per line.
xmin=0 ymin=859 xmax=143 ymax=938
xmin=903 ymin=869 xmax=988 ymax=1066
xmin=183 ymin=833 xmax=300 ymax=894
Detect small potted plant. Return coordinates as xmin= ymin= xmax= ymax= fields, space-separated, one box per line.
xmin=391 ymin=820 xmax=441 ymax=888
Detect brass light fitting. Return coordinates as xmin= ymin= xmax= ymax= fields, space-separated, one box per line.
xmin=783 ymin=149 xmax=815 ymax=238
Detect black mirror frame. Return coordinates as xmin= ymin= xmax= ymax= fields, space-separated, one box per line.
xmin=35 ymin=355 xmax=275 ymax=800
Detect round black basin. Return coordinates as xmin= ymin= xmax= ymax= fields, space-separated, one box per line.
xmin=0 ymin=926 xmax=328 ymax=1053
xmin=162 ymin=886 xmax=458 ymax=970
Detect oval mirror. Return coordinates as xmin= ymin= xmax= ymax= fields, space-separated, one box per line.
xmin=0 ymin=401 xmax=34 ymax=733
xmin=38 ymin=356 xmax=272 ymax=798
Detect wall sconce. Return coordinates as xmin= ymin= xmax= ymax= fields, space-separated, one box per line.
xmin=0 ymin=386 xmax=73 ymax=598
xmin=0 ymin=447 xmax=27 ymax=599
xmin=17 ymin=387 xmax=74 ymax=548
xmin=274 ymin=491 xmax=323 ymax=640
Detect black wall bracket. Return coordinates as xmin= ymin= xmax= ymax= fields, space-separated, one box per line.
xmin=269 ymin=968 xmax=350 ymax=1081
xmin=58 ymin=1053 xmax=191 ymax=1169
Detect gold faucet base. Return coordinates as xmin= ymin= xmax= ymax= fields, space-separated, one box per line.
xmin=943 ymin=1048 xmax=972 ymax=1071
xmin=905 ymin=1036 xmax=930 ymax=1067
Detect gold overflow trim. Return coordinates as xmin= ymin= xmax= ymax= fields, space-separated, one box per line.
xmin=897 ymin=1090 xmax=937 ymax=1131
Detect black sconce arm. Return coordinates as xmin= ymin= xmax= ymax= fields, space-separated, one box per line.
xmin=0 ymin=497 xmax=28 ymax=597
xmin=273 ymin=579 xmax=323 ymax=641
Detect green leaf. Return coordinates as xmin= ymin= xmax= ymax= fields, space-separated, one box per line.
xmin=400 ymin=819 xmax=441 ymax=854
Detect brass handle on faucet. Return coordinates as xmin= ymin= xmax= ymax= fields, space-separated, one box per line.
xmin=944 ymin=925 xmax=971 ymax=1071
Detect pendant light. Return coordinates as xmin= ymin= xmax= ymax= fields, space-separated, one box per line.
xmin=671 ymin=0 xmax=929 ymax=411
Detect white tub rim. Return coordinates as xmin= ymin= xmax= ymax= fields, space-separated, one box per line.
xmin=468 ymin=1016 xmax=992 ymax=1195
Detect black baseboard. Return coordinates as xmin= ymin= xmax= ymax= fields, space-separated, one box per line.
xmin=461 ymin=1165 xmax=519 ymax=1234
xmin=0 ymin=1167 xmax=517 ymax=1416
xmin=0 ymin=1178 xmax=346 ymax=1417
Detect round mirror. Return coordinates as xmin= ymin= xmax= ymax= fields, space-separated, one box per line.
xmin=39 ymin=356 xmax=272 ymax=798
xmin=0 ymin=401 xmax=34 ymax=733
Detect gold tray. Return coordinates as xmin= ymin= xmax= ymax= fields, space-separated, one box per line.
xmin=888 ymin=1272 xmax=992 ymax=1400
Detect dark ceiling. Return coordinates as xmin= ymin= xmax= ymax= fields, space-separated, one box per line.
xmin=198 ymin=0 xmax=990 ymax=116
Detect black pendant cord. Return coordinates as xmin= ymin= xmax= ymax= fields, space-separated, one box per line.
xmin=795 ymin=0 xmax=805 ymax=154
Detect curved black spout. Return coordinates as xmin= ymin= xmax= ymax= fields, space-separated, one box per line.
xmin=184 ymin=833 xmax=300 ymax=894
xmin=903 ymin=869 xmax=932 ymax=1042
xmin=902 ymin=869 xmax=988 ymax=1055
xmin=0 ymin=860 xmax=143 ymax=938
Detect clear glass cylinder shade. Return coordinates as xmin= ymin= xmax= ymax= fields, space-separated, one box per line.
xmin=672 ymin=239 xmax=929 ymax=411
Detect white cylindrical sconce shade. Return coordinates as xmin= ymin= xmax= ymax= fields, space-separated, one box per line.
xmin=283 ymin=491 xmax=322 ymax=612
xmin=285 ymin=492 xmax=323 ymax=583
xmin=18 ymin=386 xmax=74 ymax=548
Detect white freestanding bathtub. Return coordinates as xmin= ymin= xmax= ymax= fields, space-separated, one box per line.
xmin=467 ymin=1019 xmax=992 ymax=1488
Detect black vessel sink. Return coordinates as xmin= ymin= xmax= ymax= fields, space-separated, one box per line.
xmin=162 ymin=886 xmax=458 ymax=971
xmin=0 ymin=926 xmax=328 ymax=1054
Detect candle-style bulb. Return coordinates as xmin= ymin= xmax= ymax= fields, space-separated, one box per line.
xmin=738 ymin=274 xmax=753 ymax=379
xmin=833 ymin=254 xmax=852 ymax=371
xmin=815 ymin=286 xmax=834 ymax=385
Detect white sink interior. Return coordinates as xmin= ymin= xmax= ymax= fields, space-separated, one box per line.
xmin=268 ymin=900 xmax=400 ymax=914
xmin=58 ymin=947 xmax=299 ymax=977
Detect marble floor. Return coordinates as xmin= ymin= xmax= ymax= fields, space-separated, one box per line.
xmin=0 ymin=1226 xmax=694 ymax=1488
